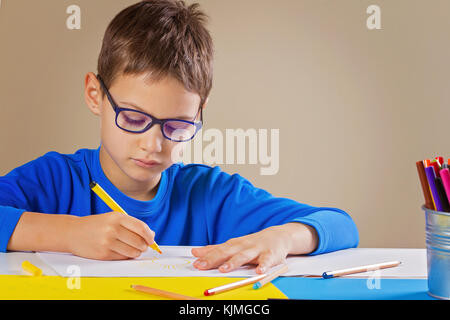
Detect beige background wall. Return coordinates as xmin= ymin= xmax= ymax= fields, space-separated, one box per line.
xmin=1 ymin=0 xmax=449 ymax=248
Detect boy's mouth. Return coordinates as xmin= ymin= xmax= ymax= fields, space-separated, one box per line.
xmin=132 ymin=158 xmax=161 ymax=168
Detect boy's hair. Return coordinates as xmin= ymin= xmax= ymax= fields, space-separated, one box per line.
xmin=97 ymin=0 xmax=214 ymax=107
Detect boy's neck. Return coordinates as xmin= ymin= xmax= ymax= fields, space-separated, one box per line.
xmin=123 ymin=178 xmax=161 ymax=201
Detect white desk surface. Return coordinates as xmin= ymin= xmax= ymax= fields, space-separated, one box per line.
xmin=0 ymin=247 xmax=427 ymax=279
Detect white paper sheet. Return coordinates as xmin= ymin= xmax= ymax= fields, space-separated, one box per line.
xmin=36 ymin=246 xmax=427 ymax=278
xmin=284 ymin=248 xmax=427 ymax=278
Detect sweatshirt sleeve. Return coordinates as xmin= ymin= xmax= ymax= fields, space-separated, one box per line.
xmin=201 ymin=166 xmax=359 ymax=255
xmin=0 ymin=152 xmax=67 ymax=252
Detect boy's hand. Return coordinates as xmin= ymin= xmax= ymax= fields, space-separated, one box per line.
xmin=191 ymin=223 xmax=318 ymax=274
xmin=67 ymin=212 xmax=155 ymax=260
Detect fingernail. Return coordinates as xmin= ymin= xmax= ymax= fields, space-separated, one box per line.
xmin=198 ymin=260 xmax=207 ymax=268
xmin=221 ymin=263 xmax=230 ymax=271
xmin=258 ymin=266 xmax=266 ymax=273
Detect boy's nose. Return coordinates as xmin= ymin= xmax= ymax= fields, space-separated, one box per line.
xmin=138 ymin=124 xmax=164 ymax=153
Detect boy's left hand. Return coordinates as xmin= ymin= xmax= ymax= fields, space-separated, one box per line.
xmin=191 ymin=223 xmax=317 ymax=274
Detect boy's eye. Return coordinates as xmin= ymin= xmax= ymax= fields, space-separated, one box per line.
xmin=163 ymin=121 xmax=196 ymax=140
xmin=117 ymin=111 xmax=150 ymax=129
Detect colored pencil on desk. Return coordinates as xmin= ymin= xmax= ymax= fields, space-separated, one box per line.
xmin=322 ymin=261 xmax=401 ymax=279
xmin=131 ymin=285 xmax=202 ymax=300
xmin=425 ymin=166 xmax=443 ymax=211
xmin=416 ymin=160 xmax=435 ymax=210
xmin=204 ymin=273 xmax=267 ymax=296
xmin=253 ymin=264 xmax=289 ymax=289
xmin=21 ymin=261 xmax=43 ymax=276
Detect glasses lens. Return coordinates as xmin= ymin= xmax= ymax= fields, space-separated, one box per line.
xmin=163 ymin=120 xmax=197 ymax=141
xmin=117 ymin=110 xmax=152 ymax=132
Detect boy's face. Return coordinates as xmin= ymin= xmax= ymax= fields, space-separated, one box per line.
xmin=85 ymin=72 xmax=203 ymax=195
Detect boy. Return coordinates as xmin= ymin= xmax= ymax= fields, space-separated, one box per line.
xmin=0 ymin=0 xmax=358 ymax=274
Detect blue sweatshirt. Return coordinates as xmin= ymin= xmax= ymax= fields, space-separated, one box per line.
xmin=0 ymin=147 xmax=358 ymax=254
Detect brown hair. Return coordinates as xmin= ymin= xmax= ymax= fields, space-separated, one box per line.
xmin=97 ymin=0 xmax=214 ymax=107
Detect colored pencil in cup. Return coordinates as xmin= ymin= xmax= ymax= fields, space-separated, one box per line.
xmin=253 ymin=264 xmax=288 ymax=289
xmin=204 ymin=273 xmax=267 ymax=296
xmin=435 ymin=177 xmax=450 ymax=212
xmin=131 ymin=285 xmax=202 ymax=300
xmin=435 ymin=156 xmax=444 ymax=166
xmin=416 ymin=160 xmax=435 ymax=210
xmin=90 ymin=181 xmax=162 ymax=254
xmin=322 ymin=260 xmax=401 ymax=279
xmin=430 ymin=161 xmax=441 ymax=177
xmin=439 ymin=168 xmax=450 ymax=209
xmin=424 ymin=166 xmax=443 ymax=211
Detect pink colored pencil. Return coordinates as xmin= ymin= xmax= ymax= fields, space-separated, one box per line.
xmin=439 ymin=168 xmax=450 ymax=208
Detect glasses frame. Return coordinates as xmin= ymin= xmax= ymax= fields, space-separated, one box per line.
xmin=96 ymin=74 xmax=203 ymax=142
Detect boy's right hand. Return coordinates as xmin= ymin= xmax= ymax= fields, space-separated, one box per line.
xmin=67 ymin=212 xmax=155 ymax=260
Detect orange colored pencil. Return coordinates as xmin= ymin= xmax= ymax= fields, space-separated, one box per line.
xmin=322 ymin=261 xmax=401 ymax=278
xmin=416 ymin=160 xmax=435 ymax=210
xmin=131 ymin=284 xmax=202 ymax=300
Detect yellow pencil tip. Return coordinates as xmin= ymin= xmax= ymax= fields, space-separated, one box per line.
xmin=150 ymin=242 xmax=162 ymax=254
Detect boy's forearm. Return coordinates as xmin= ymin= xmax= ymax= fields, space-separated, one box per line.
xmin=6 ymin=211 xmax=77 ymax=253
xmin=278 ymin=222 xmax=319 ymax=255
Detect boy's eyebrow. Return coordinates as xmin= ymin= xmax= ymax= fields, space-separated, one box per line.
xmin=119 ymin=100 xmax=194 ymax=120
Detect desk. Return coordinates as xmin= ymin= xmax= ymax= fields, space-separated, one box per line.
xmin=273 ymin=278 xmax=433 ymax=300
xmin=0 ymin=249 xmax=437 ymax=300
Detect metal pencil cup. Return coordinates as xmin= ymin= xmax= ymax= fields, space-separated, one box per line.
xmin=422 ymin=205 xmax=450 ymax=300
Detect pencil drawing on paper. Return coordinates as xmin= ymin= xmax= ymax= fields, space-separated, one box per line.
xmin=138 ymin=251 xmax=195 ymax=270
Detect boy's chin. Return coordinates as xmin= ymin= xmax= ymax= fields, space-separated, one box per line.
xmin=127 ymin=162 xmax=164 ymax=181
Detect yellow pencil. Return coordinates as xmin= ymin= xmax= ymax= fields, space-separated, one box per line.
xmin=22 ymin=260 xmax=43 ymax=276
xmin=90 ymin=181 xmax=162 ymax=254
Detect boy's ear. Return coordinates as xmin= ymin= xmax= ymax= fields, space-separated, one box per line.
xmin=202 ymin=97 xmax=209 ymax=110
xmin=84 ymin=72 xmax=103 ymax=116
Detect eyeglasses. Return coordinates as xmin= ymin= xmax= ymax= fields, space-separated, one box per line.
xmin=97 ymin=74 xmax=203 ymax=142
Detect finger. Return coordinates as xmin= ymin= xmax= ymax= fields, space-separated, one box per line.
xmin=103 ymin=250 xmax=130 ymax=261
xmin=110 ymin=238 xmax=144 ymax=259
xmin=193 ymin=243 xmax=238 ymax=270
xmin=94 ymin=248 xmax=129 ymax=261
xmin=256 ymin=250 xmax=284 ymax=274
xmin=116 ymin=225 xmax=149 ymax=252
xmin=218 ymin=249 xmax=259 ymax=273
xmin=118 ymin=215 xmax=155 ymax=247
xmin=191 ymin=244 xmax=219 ymax=258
